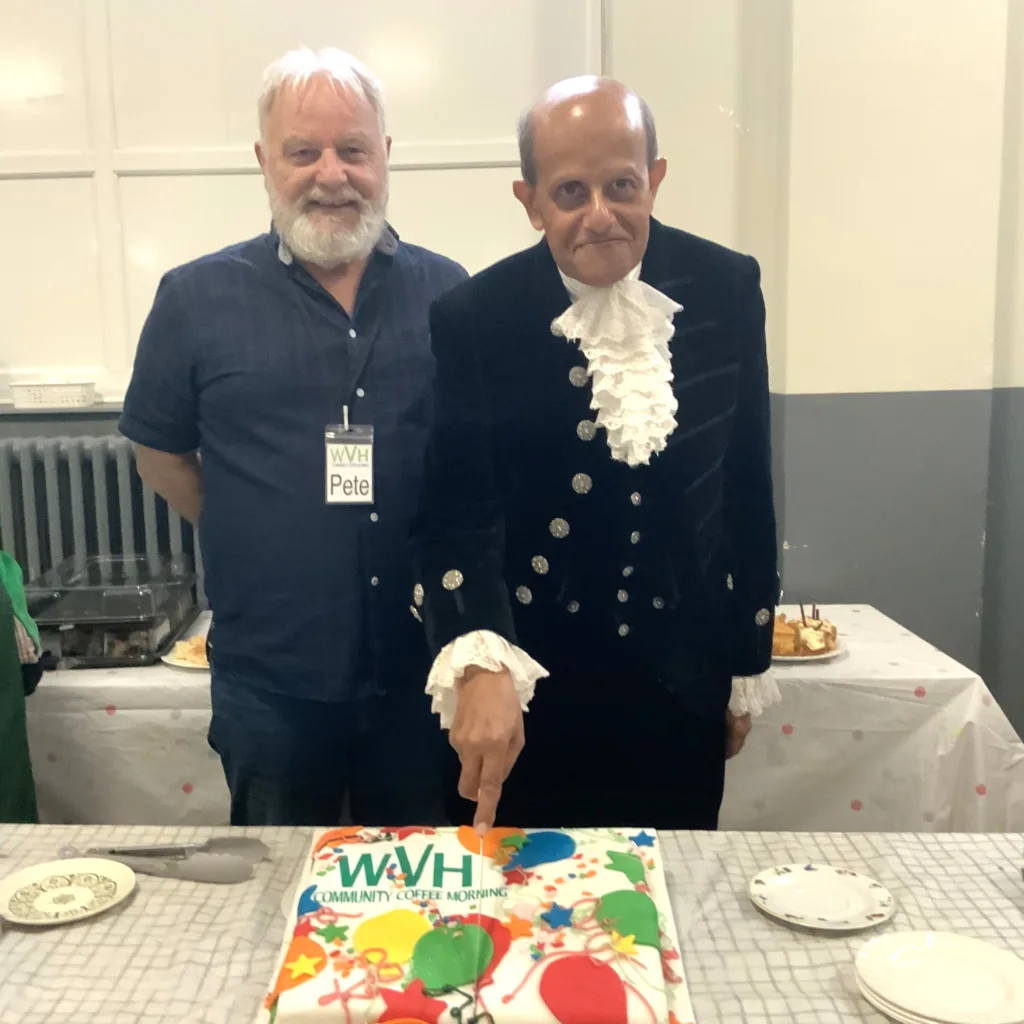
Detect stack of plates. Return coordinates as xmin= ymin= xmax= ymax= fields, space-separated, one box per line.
xmin=856 ymin=932 xmax=1024 ymax=1024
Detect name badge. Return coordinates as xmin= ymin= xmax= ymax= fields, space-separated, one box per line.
xmin=325 ymin=423 xmax=374 ymax=504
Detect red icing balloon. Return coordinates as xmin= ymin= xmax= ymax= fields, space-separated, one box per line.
xmin=539 ymin=956 xmax=628 ymax=1024
xmin=450 ymin=914 xmax=511 ymax=987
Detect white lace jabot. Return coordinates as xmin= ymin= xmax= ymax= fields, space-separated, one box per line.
xmin=551 ymin=264 xmax=682 ymax=468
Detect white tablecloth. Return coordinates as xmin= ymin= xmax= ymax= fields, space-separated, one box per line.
xmin=25 ymin=660 xmax=229 ymax=825
xmin=24 ymin=604 xmax=1024 ymax=830
xmin=720 ymin=605 xmax=1024 ymax=831
xmin=3 ymin=825 xmax=1024 ymax=1023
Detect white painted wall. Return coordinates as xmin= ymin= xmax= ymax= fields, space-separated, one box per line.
xmin=0 ymin=0 xmax=1017 ymax=400
xmin=0 ymin=0 xmax=599 ymax=400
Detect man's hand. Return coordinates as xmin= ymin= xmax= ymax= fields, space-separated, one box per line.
xmin=726 ymin=710 xmax=752 ymax=759
xmin=450 ymin=667 xmax=524 ymax=833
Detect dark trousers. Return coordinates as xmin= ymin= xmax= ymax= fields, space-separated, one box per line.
xmin=208 ymin=662 xmax=446 ymax=826
xmin=446 ymin=666 xmax=728 ymax=830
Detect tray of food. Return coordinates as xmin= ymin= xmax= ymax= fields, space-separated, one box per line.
xmin=772 ymin=605 xmax=842 ymax=662
xmin=161 ymin=611 xmax=211 ymax=670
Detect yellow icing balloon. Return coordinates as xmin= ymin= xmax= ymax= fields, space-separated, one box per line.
xmin=353 ymin=909 xmax=431 ymax=965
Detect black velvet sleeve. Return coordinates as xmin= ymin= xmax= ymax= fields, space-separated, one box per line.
xmin=413 ymin=296 xmax=516 ymax=655
xmin=721 ymin=256 xmax=780 ymax=676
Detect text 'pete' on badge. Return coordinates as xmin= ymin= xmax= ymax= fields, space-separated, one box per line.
xmin=325 ymin=424 xmax=374 ymax=505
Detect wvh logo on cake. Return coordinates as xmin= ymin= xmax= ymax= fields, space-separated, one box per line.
xmin=314 ymin=843 xmax=509 ymax=906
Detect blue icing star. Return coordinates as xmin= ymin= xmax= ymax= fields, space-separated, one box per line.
xmin=296 ymin=883 xmax=321 ymax=917
xmin=630 ymin=831 xmax=656 ymax=848
xmin=505 ymin=830 xmax=577 ymax=872
xmin=541 ymin=903 xmax=573 ymax=930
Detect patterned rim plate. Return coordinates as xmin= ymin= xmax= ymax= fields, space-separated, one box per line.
xmin=0 ymin=858 xmax=136 ymax=927
xmin=772 ymin=642 xmax=844 ymax=664
xmin=856 ymin=932 xmax=1024 ymax=1024
xmin=748 ymin=862 xmax=896 ymax=932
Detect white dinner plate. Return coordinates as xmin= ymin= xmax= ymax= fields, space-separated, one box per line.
xmin=161 ymin=610 xmax=212 ymax=670
xmin=0 ymin=858 xmax=136 ymax=927
xmin=856 ymin=932 xmax=1024 ymax=1024
xmin=858 ymin=978 xmax=939 ymax=1024
xmin=772 ymin=642 xmax=843 ymax=664
xmin=748 ymin=862 xmax=896 ymax=932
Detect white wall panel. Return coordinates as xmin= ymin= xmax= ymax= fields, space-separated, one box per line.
xmin=784 ymin=0 xmax=1007 ymax=395
xmin=108 ymin=0 xmax=599 ymax=161
xmin=0 ymin=178 xmax=104 ymax=375
xmin=119 ymin=174 xmax=268 ymax=343
xmin=387 ymin=166 xmax=538 ymax=273
xmin=0 ymin=0 xmax=91 ymax=155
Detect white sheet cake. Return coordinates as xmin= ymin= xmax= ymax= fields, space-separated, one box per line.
xmin=259 ymin=825 xmax=694 ymax=1024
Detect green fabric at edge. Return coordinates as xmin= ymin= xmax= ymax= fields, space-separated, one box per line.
xmin=0 ymin=582 xmax=38 ymax=822
xmin=0 ymin=551 xmax=40 ymax=651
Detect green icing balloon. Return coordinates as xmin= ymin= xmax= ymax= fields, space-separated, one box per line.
xmin=408 ymin=923 xmax=494 ymax=992
xmin=500 ymin=833 xmax=527 ymax=852
xmin=596 ymin=889 xmax=661 ymax=949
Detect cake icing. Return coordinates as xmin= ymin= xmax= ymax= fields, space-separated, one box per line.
xmin=259 ymin=825 xmax=694 ymax=1024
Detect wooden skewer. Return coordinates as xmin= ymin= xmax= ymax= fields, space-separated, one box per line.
xmin=800 ymin=603 xmax=807 ymax=626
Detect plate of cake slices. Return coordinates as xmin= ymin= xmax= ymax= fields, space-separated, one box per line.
xmin=161 ymin=611 xmax=211 ymax=670
xmin=772 ymin=607 xmax=842 ymax=662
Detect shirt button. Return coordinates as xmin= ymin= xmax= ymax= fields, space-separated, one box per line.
xmin=356 ymin=388 xmax=365 ymax=398
xmin=370 ymin=576 xmax=379 ymax=586
xmin=349 ymin=328 xmax=357 ymax=338
xmin=370 ymin=512 xmax=378 ymax=522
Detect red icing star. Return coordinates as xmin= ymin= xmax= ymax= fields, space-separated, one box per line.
xmin=504 ymin=867 xmax=529 ymax=886
xmin=378 ymin=979 xmax=447 ymax=1023
xmin=292 ymin=917 xmax=316 ymax=938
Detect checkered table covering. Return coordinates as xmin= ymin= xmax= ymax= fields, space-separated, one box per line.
xmin=1 ymin=826 xmax=1022 ymax=1023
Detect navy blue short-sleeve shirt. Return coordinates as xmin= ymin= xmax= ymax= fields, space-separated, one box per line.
xmin=120 ymin=227 xmax=467 ymax=701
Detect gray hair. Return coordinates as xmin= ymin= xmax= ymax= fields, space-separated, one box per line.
xmin=516 ymin=84 xmax=658 ymax=187
xmin=258 ymin=48 xmax=385 ymax=140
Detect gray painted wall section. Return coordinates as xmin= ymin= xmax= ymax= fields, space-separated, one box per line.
xmin=773 ymin=391 xmax=992 ymax=675
xmin=982 ymin=388 xmax=1024 ymax=728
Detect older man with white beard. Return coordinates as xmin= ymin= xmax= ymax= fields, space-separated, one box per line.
xmin=120 ymin=48 xmax=466 ymax=826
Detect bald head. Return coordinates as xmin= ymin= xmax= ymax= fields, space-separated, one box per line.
xmin=517 ymin=77 xmax=658 ymax=187
xmin=511 ymin=75 xmax=667 ymax=287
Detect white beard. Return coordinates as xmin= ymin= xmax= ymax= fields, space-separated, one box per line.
xmin=266 ymin=175 xmax=388 ymax=268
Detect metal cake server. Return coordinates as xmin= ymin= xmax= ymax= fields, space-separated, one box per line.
xmin=79 ymin=836 xmax=269 ymax=862
xmin=58 ymin=845 xmax=258 ymax=884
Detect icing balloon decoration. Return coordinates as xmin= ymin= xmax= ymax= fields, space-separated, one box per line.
xmin=539 ymin=956 xmax=628 ymax=1024
xmin=456 ymin=825 xmax=526 ymax=860
xmin=353 ymin=909 xmax=431 ymax=965
xmin=605 ymin=850 xmax=646 ymax=885
xmin=504 ymin=831 xmax=577 ymax=872
xmin=296 ymin=884 xmax=322 ymax=917
xmin=264 ymin=935 xmax=326 ymax=1007
xmin=408 ymin=923 xmax=494 ymax=992
xmin=311 ymin=827 xmax=365 ymax=856
xmin=596 ymin=890 xmax=661 ymax=949
xmin=450 ymin=914 xmax=510 ymax=986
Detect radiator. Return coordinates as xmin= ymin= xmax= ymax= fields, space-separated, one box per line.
xmin=0 ymin=436 xmax=203 ymax=600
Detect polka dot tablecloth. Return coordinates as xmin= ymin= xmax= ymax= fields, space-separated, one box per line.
xmin=2 ymin=825 xmax=1024 ymax=1023
xmin=22 ymin=604 xmax=1024 ymax=831
xmin=720 ymin=605 xmax=1024 ymax=832
xmin=25 ymin=662 xmax=230 ymax=825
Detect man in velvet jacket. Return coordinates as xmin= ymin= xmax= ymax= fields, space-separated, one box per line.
xmin=414 ymin=77 xmax=780 ymax=831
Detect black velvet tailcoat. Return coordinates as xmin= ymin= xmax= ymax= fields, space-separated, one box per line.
xmin=414 ymin=219 xmax=779 ymax=718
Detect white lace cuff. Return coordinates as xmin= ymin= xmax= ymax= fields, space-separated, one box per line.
xmin=425 ymin=630 xmax=549 ymax=730
xmin=729 ymin=671 xmax=781 ymax=718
